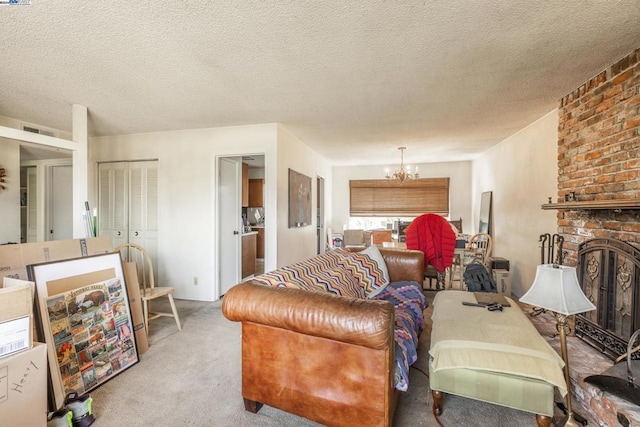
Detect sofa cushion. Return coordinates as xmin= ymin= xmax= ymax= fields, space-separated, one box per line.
xmin=338 ymin=251 xmax=387 ymax=297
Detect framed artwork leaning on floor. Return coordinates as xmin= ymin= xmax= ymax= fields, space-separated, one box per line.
xmin=28 ymin=252 xmax=139 ymax=408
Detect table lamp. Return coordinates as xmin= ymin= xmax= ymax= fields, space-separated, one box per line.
xmin=519 ymin=264 xmax=596 ymax=427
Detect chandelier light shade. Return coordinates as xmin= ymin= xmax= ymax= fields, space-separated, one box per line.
xmin=385 ymin=146 xmax=419 ymax=184
xmin=520 ymin=264 xmax=596 ymax=427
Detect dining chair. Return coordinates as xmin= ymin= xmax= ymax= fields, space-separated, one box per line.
xmin=115 ymin=243 xmax=182 ymax=338
xmin=466 ymin=232 xmax=493 ymax=266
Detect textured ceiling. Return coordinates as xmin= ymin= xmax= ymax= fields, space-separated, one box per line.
xmin=1 ymin=1 xmax=639 ymax=166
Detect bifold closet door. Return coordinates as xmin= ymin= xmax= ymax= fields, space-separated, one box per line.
xmin=99 ymin=162 xmax=129 ymax=248
xmin=128 ymin=161 xmax=158 ymax=271
xmin=98 ymin=161 xmax=158 ymax=268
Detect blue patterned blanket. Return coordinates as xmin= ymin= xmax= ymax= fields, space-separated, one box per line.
xmin=372 ymin=281 xmax=426 ymax=392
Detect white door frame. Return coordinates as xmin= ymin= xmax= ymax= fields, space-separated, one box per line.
xmin=317 ymin=175 xmax=325 ymax=254
xmin=216 ymin=156 xmax=242 ymax=297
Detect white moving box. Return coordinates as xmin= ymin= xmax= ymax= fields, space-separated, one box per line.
xmin=0 ymin=342 xmax=47 ymax=427
xmin=0 ymin=279 xmax=35 ymax=358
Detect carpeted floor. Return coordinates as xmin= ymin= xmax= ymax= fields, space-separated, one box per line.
xmin=89 ymin=291 xmax=564 ymax=426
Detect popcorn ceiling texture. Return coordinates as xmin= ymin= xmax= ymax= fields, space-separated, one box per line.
xmin=1 ymin=1 xmax=640 ymax=165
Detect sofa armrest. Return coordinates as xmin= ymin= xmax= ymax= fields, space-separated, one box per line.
xmin=380 ymin=248 xmax=424 ymax=283
xmin=222 ymin=282 xmax=394 ymax=350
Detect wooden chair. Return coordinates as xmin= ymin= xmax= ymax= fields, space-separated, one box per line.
xmin=115 ymin=243 xmax=182 ymax=338
xmin=458 ymin=233 xmax=493 ymax=291
xmin=466 ymin=232 xmax=493 ymax=266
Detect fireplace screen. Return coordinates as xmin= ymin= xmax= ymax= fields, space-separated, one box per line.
xmin=576 ymin=238 xmax=640 ymax=360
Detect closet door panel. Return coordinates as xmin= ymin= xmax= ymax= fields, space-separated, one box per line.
xmin=98 ymin=162 xmax=129 ymax=248
xmin=128 ymin=161 xmax=158 ymax=273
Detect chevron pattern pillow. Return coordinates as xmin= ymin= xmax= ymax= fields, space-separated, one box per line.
xmin=253 ymin=248 xmax=365 ymax=298
xmin=338 ymin=251 xmax=387 ymax=296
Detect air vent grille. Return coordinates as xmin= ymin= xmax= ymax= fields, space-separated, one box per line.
xmin=22 ymin=125 xmax=55 ymax=137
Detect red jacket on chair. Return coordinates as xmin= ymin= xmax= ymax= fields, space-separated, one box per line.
xmin=405 ymin=214 xmax=456 ymax=272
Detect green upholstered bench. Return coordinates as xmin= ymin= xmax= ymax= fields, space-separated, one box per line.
xmin=428 ymin=291 xmax=566 ymax=427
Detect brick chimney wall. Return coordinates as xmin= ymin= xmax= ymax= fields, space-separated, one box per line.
xmin=557 ymin=48 xmax=640 ymax=265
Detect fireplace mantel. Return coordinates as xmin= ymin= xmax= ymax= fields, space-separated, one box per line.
xmin=541 ymin=199 xmax=640 ymax=211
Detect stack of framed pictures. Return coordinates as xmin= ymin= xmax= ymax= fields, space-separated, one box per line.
xmin=28 ymin=252 xmax=139 ymax=408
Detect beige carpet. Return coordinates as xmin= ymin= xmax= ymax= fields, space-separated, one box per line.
xmin=89 ymin=292 xmax=564 ymax=426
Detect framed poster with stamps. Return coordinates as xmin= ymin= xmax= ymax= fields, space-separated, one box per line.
xmin=28 ymin=252 xmax=138 ymax=408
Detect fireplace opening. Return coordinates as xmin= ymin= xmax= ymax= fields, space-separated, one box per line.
xmin=576 ymin=237 xmax=640 ymax=361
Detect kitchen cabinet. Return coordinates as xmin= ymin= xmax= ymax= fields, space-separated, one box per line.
xmin=252 ymin=227 xmax=265 ymax=259
xmin=248 ymin=178 xmax=264 ymax=207
xmin=242 ymin=232 xmax=257 ymax=278
xmin=242 ymin=163 xmax=249 ymax=207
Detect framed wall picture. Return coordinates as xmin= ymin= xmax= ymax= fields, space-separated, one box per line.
xmin=288 ymin=168 xmax=312 ymax=228
xmin=28 ymin=252 xmax=138 ymax=408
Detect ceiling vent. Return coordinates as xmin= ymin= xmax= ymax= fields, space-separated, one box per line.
xmin=22 ymin=124 xmax=55 ymax=137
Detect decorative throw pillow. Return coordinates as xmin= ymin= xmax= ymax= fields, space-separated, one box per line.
xmin=338 ymin=251 xmax=388 ymax=297
xmin=311 ymin=266 xmax=365 ymax=299
xmin=360 ymin=245 xmax=390 ymax=289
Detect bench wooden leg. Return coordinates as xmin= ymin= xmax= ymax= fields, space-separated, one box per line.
xmin=243 ymin=398 xmax=263 ymax=413
xmin=536 ymin=414 xmax=551 ymax=427
xmin=432 ymin=390 xmax=443 ymax=416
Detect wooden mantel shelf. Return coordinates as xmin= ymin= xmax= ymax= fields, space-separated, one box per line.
xmin=541 ymin=199 xmax=640 ymax=210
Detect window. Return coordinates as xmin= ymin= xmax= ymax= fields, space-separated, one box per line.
xmin=349 ymin=178 xmax=449 ymax=217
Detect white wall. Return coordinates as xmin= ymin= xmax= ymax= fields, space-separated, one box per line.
xmin=91 ymin=123 xmax=331 ymax=300
xmin=471 ymin=110 xmax=559 ymax=297
xmin=91 ymin=124 xmax=278 ymax=301
xmin=0 ymin=139 xmax=21 ymax=243
xmin=276 ymin=125 xmax=333 ymax=267
xmin=331 ymin=161 xmax=472 ymax=233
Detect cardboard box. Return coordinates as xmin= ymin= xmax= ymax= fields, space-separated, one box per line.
xmin=488 ymin=256 xmax=510 ymax=272
xmin=0 ymin=279 xmax=34 ymax=358
xmin=0 ymin=342 xmax=47 ymax=427
xmin=492 ymin=269 xmax=512 ymax=297
xmin=0 ymin=237 xmax=112 ymax=281
xmin=123 ymin=262 xmax=149 ymax=355
xmin=0 ymin=237 xmax=113 ymax=344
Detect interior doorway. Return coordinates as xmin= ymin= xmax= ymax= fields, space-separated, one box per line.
xmin=217 ymin=153 xmax=266 ymax=298
xmin=317 ymin=176 xmax=325 ymax=254
xmin=19 ymin=144 xmax=73 ymax=243
xmin=218 ymin=156 xmax=242 ymax=296
xmin=47 ymin=164 xmax=73 ymax=241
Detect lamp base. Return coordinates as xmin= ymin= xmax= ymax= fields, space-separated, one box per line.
xmin=562 ymin=412 xmax=582 ymax=427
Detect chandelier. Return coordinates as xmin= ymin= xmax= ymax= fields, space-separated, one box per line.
xmin=385 ymin=147 xmax=419 ymax=184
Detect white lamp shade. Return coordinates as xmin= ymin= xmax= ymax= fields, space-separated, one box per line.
xmin=520 ymin=264 xmax=596 ymax=316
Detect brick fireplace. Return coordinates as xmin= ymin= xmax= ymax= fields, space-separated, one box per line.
xmin=549 ymin=47 xmax=640 ymax=425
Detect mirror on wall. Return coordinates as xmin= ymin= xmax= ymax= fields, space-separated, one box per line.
xmin=479 ymin=191 xmax=492 ymax=234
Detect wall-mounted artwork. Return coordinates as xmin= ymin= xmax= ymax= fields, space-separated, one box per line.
xmin=288 ymin=168 xmax=312 ymax=228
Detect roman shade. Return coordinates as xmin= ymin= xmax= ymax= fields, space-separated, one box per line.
xmin=349 ymin=178 xmax=449 ymax=217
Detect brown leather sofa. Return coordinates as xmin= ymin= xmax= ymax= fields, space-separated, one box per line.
xmin=222 ymin=248 xmax=424 ymax=427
